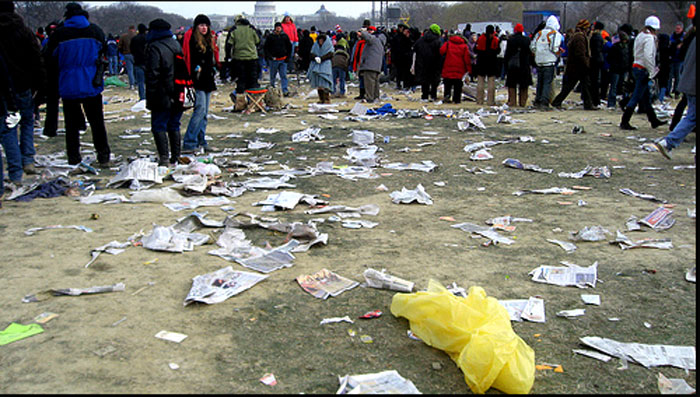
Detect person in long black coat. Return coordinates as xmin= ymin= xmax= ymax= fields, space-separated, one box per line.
xmin=412 ymin=27 xmax=442 ymax=101
xmin=504 ymin=24 xmax=532 ymax=107
xmin=297 ymin=30 xmax=313 ymax=72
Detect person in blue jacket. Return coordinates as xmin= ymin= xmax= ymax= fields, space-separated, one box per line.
xmin=46 ymin=2 xmax=111 ymax=167
xmin=106 ymin=33 xmax=118 ymax=76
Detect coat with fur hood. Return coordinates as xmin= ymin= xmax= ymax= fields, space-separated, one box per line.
xmin=0 ymin=11 xmax=45 ymax=93
xmin=440 ymin=34 xmax=471 ymax=79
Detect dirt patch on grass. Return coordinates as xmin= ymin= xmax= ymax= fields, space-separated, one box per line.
xmin=0 ymin=77 xmax=695 ymax=393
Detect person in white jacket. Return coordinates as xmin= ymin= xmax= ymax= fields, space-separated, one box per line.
xmin=531 ymin=15 xmax=562 ymax=110
xmin=619 ymin=16 xmax=666 ymax=130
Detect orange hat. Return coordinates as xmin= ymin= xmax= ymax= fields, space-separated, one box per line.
xmin=688 ymin=4 xmax=695 ymax=19
xmin=601 ymin=30 xmax=610 ymax=39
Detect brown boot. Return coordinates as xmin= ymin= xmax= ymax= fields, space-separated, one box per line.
xmin=317 ymin=88 xmax=324 ymax=104
xmin=324 ymin=90 xmax=332 ymax=104
xmin=518 ymin=88 xmax=529 ymax=107
xmin=507 ymin=87 xmax=517 ymax=107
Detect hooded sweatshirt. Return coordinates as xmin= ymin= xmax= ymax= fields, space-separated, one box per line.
xmin=531 ymin=15 xmax=562 ymax=66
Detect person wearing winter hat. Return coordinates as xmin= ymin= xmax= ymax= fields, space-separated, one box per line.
xmin=530 ymin=15 xmax=562 ymax=109
xmin=619 ymin=15 xmax=666 ymax=130
xmin=144 ymin=18 xmax=184 ymax=166
xmin=429 ymin=24 xmax=441 ymax=36
xmin=412 ymin=24 xmax=442 ymax=101
xmin=46 ymin=2 xmax=111 ymax=167
xmin=182 ymin=14 xmax=217 ymax=153
xmin=357 ymin=25 xmax=386 ymax=103
xmin=504 ymin=23 xmax=532 ymax=107
xmin=551 ymin=19 xmax=594 ymax=110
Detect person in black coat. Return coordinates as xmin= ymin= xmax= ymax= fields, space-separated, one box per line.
xmin=504 ymin=23 xmax=532 ymax=107
xmin=297 ymin=30 xmax=313 ymax=72
xmin=412 ymin=26 xmax=442 ymax=101
xmin=606 ymin=31 xmax=630 ymax=108
xmin=655 ymin=33 xmax=673 ymax=102
xmin=130 ymin=23 xmax=148 ymax=101
xmin=589 ymin=21 xmax=605 ymax=107
xmin=145 ymin=18 xmax=183 ymax=166
xmin=392 ymin=24 xmax=414 ymax=91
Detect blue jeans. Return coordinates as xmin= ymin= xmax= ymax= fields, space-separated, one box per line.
xmin=626 ymin=68 xmax=651 ymax=111
xmin=269 ymin=59 xmax=288 ymax=93
xmin=15 ymin=89 xmax=35 ymax=166
xmin=134 ymin=65 xmax=145 ymax=101
xmin=665 ymin=95 xmax=696 ymax=150
xmin=123 ymin=53 xmax=135 ymax=87
xmin=289 ymin=42 xmax=298 ymax=71
xmin=183 ymin=90 xmax=211 ymax=151
xmin=607 ymin=72 xmax=625 ymax=108
xmin=332 ymin=67 xmax=346 ymax=94
xmin=108 ymin=55 xmax=119 ymax=75
xmin=0 ymin=115 xmax=22 ymax=183
xmin=534 ymin=65 xmax=555 ymax=105
xmin=669 ymin=61 xmax=682 ymax=93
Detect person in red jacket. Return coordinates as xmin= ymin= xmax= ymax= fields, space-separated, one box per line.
xmin=280 ymin=15 xmax=298 ymax=72
xmin=440 ymin=33 xmax=471 ymax=103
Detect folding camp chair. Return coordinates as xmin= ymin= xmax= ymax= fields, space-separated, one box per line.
xmin=244 ymin=88 xmax=268 ymax=114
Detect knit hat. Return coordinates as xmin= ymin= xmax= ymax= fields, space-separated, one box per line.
xmin=689 ymin=4 xmax=696 ymax=19
xmin=593 ymin=21 xmax=604 ymax=30
xmin=367 ymin=26 xmax=377 ymax=32
xmin=137 ymin=23 xmax=147 ymax=34
xmin=64 ymin=2 xmax=88 ymax=18
xmin=429 ymin=23 xmax=441 ymax=35
xmin=514 ymin=23 xmax=524 ymax=33
xmin=194 ymin=14 xmax=211 ymax=27
xmin=576 ymin=19 xmax=591 ymax=30
xmin=274 ymin=22 xmax=282 ymax=28
xmin=0 ymin=1 xmax=14 ymax=13
xmin=362 ymin=19 xmax=371 ymax=28
xmin=148 ymin=18 xmax=171 ymax=31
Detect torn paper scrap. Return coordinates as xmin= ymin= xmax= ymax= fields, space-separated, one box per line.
xmin=581 ymin=294 xmax=601 ymax=305
xmin=155 ymin=330 xmax=188 ymax=343
xmin=85 ymin=240 xmax=131 ymax=268
xmin=470 ymin=148 xmax=493 ymax=161
xmin=363 ymin=268 xmax=414 ymax=292
xmin=569 ymin=225 xmax=610 ymax=242
xmin=547 ymin=239 xmax=577 ymax=253
xmin=658 ymin=372 xmax=696 ymax=394
xmin=390 ymin=184 xmax=433 ymax=205
xmin=499 ymin=297 xmax=545 ymax=323
xmin=336 ymin=370 xmax=421 ymax=394
xmin=184 ymin=266 xmax=267 ymax=305
xmin=235 ymin=240 xmax=299 ymax=274
xmin=106 ymin=159 xmax=163 ymax=188
xmin=611 ymin=231 xmax=673 ymax=250
xmin=320 ymin=316 xmax=354 ymax=325
xmin=556 ymin=309 xmax=586 ymax=318
xmin=572 ymin=349 xmax=613 ymax=362
xmin=513 ymin=187 xmax=576 ymax=196
xmin=25 ymin=224 xmax=93 ymax=236
xmin=619 ymin=188 xmax=667 ymax=204
xmin=383 ymin=161 xmax=437 ymax=173
xmin=51 ymin=282 xmax=126 ymax=297
xmin=503 ymin=158 xmax=553 ymax=174
xmin=686 ymin=267 xmax=696 ymax=283
xmin=579 ymin=336 xmax=696 ymax=370
xmin=296 ymin=268 xmax=359 ymax=299
xmin=529 ymin=262 xmax=597 ymax=288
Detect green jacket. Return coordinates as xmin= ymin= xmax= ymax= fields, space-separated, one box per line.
xmin=227 ymin=24 xmax=260 ymax=60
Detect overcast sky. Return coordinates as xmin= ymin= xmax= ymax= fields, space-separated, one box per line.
xmin=84 ymin=2 xmax=377 ymax=19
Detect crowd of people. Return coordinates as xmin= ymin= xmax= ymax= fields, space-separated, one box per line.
xmin=0 ymin=1 xmax=696 ymax=201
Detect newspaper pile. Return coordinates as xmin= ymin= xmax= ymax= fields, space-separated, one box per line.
xmin=503 ymin=158 xmax=553 ymax=174
xmin=363 ymin=268 xmax=414 ymax=292
xmin=106 ymin=159 xmax=164 ymax=188
xmin=252 ymin=191 xmax=327 ymax=211
xmin=336 ymin=370 xmax=421 ymax=394
xmin=579 ymin=336 xmax=696 ymax=370
xmin=558 ymin=165 xmax=612 ymax=179
xmin=235 ymin=240 xmax=299 ymax=273
xmin=610 ymin=231 xmax=673 ymax=250
xmin=296 ymin=268 xmax=359 ymax=299
xmin=529 ymin=261 xmax=598 ymax=288
xmin=141 ymin=224 xmax=209 ymax=253
xmin=499 ymin=297 xmax=546 ymax=322
xmin=183 ymin=266 xmax=267 ymax=305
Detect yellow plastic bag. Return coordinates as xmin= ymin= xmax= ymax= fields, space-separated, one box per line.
xmin=391 ymin=280 xmax=535 ymax=394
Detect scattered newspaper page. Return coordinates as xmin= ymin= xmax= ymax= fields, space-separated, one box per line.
xmin=580 ymin=336 xmax=696 ymax=370
xmin=107 ymin=159 xmax=163 ymax=187
xmin=529 ymin=261 xmax=598 ymax=288
xmin=499 ymin=297 xmax=546 ymax=322
xmin=184 ymin=266 xmax=267 ymax=305
xmin=363 ymin=268 xmax=414 ymax=292
xmin=296 ymin=268 xmax=359 ymax=299
xmin=336 ymin=370 xmax=421 ymax=394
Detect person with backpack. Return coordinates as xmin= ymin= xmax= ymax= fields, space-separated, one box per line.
xmin=439 ymin=31 xmax=471 ymax=104
xmin=474 ymin=25 xmax=500 ymax=105
xmin=182 ymin=14 xmax=217 ymax=153
xmin=46 ymin=2 xmax=111 ymax=167
xmin=144 ymin=18 xmax=184 ymax=167
xmin=331 ymin=43 xmax=349 ymax=98
xmin=106 ymin=33 xmax=118 ymax=75
xmin=531 ymin=15 xmax=562 ymax=110
xmin=504 ymin=24 xmax=532 ymax=107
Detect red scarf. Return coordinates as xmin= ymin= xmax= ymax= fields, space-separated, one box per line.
xmin=353 ymin=39 xmax=366 ymax=71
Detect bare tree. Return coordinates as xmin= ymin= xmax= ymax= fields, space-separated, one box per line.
xmin=390 ymin=1 xmax=447 ymax=30
xmin=15 ymin=1 xmax=75 ymax=30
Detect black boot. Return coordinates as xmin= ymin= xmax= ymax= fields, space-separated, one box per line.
xmin=167 ymin=130 xmax=181 ymax=165
xmin=152 ymin=130 xmax=170 ymax=166
xmin=646 ymin=106 xmax=667 ymax=129
xmin=354 ymin=87 xmax=365 ymax=100
xmin=620 ymin=107 xmax=638 ymax=130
